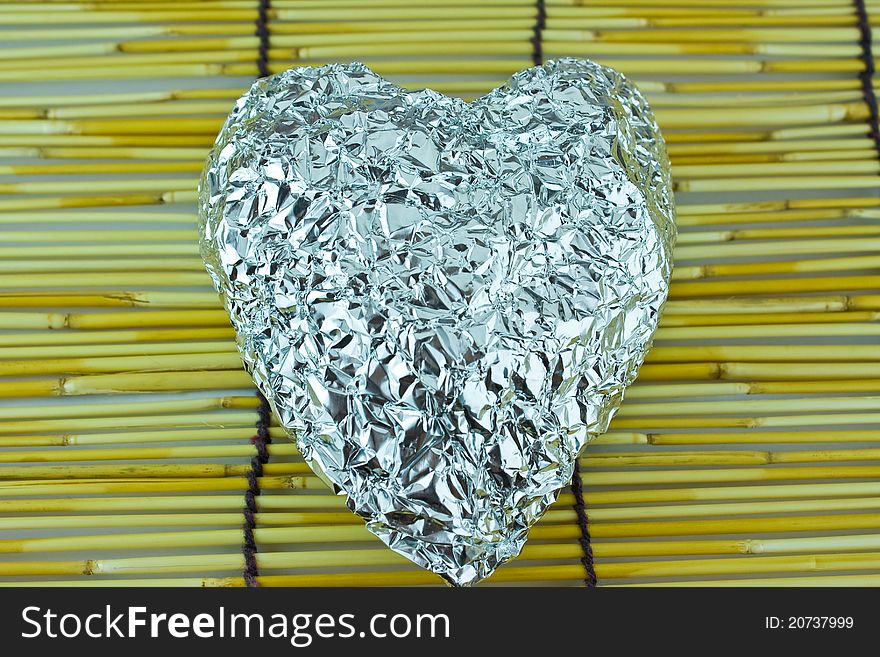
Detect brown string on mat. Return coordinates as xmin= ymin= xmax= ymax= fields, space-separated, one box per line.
xmin=243 ymin=391 xmax=273 ymax=587
xmin=531 ymin=0 xmax=598 ymax=588
xmin=241 ymin=0 xmax=274 ymax=588
xmin=531 ymin=0 xmax=546 ymax=67
xmin=854 ymin=0 xmax=879 ymax=151
xmin=570 ymin=460 xmax=598 ymax=587
xmin=256 ymin=0 xmax=271 ymax=79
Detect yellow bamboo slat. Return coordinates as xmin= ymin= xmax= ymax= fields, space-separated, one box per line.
xmin=0 ymin=0 xmax=877 ymax=589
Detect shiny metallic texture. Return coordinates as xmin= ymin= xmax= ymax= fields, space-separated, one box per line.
xmin=199 ymin=58 xmax=675 ymax=585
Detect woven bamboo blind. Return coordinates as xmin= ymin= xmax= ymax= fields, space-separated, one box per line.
xmin=0 ymin=0 xmax=878 ymax=587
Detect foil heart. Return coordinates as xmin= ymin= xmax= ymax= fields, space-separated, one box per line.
xmin=199 ymin=58 xmax=675 ymax=586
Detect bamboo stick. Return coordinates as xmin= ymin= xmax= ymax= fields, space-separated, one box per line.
xmin=0 ymin=272 xmax=213 ymax=287
xmin=0 ymin=179 xmax=195 ymax=195
xmin=0 ymin=136 xmax=212 ymax=147
xmin=663 ymin=297 xmax=860 ymax=315
xmin=0 ymin=412 xmax=260 ymax=434
xmin=578 ymin=460 xmax=880 ymax=484
xmin=0 ymin=396 xmax=257 ymax=422
xmin=3 ymin=478 xmax=879 ymax=509
xmin=677 ymin=197 xmax=880 ymax=214
xmin=0 ymin=464 xmax=242 ymax=480
xmin=0 ymin=511 xmax=357 ymax=530
xmin=7 ymin=497 xmax=880 ymax=532
xmin=586 ymin=451 xmax=880 ymax=468
xmin=8 ymin=491 xmax=880 ymax=526
xmin=254 ymin=463 xmax=880 ymax=484
xmin=8 ymin=511 xmax=880 ymax=557
xmin=645 ymin=346 xmax=880 ymax=363
xmin=0 ymin=314 xmax=880 ymax=347
xmin=660 ymin=312 xmax=880 ymax=327
xmin=622 ymin=574 xmax=880 ymax=587
xmin=0 ymin=309 xmax=227 ymax=330
xmin=8 ymin=550 xmax=880 ymax=585
xmin=17 ymin=441 xmax=880 ymax=468
xmin=8 ymin=351 xmax=877 ymax=388
xmin=0 ymin=494 xmax=346 ymax=514
xmin=0 ymin=341 xmax=234 ymax=360
xmin=0 ymin=19 xmax=537 ymax=42
xmin=31 ymin=147 xmax=208 ymax=161
xmin=629 ymin=381 xmax=880 ymax=398
xmin=0 ymin=162 xmax=202 ymax=176
xmin=5 ymin=531 xmax=880 ymax=578
xmin=13 ymin=574 xmax=880 ymax=587
xmin=669 ymin=141 xmax=874 ymax=158
xmin=610 ymin=412 xmax=880 ymax=428
xmin=0 ymin=370 xmax=852 ymax=400
xmin=0 ymin=476 xmax=311 ymax=497
xmin=647 ymin=430 xmax=880 ymax=445
xmin=0 ymin=577 xmax=240 ymax=588
xmin=0 ymin=442 xmax=297 ymax=463
xmin=581 ymin=482 xmax=880 ymax=505
xmin=676 ymin=176 xmax=880 ymax=193
xmin=2 ymin=294 xmax=861 ymax=319
xmin=1 ymin=478 xmax=876 ymax=507
xmin=655 ymin=323 xmax=880 ymax=339
xmin=7 ymin=269 xmax=880 ymax=296
xmin=0 ymin=211 xmax=197 ymax=225
xmin=0 ymin=425 xmax=284 ymax=447
xmin=672 ymin=255 xmax=880 ymax=280
xmin=0 ymin=370 xmax=251 ymax=397
xmin=0 ymin=194 xmax=165 ymax=212
xmin=673 ymin=152 xmax=875 ymax=165
xmin=0 ymin=291 xmax=218 ymax=308
xmin=7 ymin=533 xmax=880 ymax=577
xmin=635 ymin=362 xmax=880 ymax=382
xmin=6 ymin=270 xmax=880 ymax=298
xmin=0 ymin=328 xmax=233 ymax=347
xmin=242 ymin=552 xmax=880 ymax=584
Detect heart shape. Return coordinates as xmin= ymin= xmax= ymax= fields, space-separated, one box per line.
xmin=199 ymin=58 xmax=675 ymax=586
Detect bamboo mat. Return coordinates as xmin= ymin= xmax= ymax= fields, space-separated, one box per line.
xmin=0 ymin=0 xmax=879 ymax=587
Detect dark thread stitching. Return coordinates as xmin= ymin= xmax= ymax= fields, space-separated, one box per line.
xmin=854 ymin=0 xmax=880 ymax=149
xmin=532 ymin=0 xmax=546 ymax=66
xmin=242 ymin=391 xmax=272 ymax=587
xmin=570 ymin=461 xmax=598 ymax=587
xmin=255 ymin=0 xmax=271 ymax=79
xmin=534 ymin=0 xmax=594 ymax=587
xmin=242 ymin=0 xmax=273 ymax=586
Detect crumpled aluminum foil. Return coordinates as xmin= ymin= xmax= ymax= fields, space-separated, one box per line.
xmin=199 ymin=58 xmax=675 ymax=586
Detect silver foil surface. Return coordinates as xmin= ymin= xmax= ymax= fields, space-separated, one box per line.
xmin=199 ymin=58 xmax=675 ymax=586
